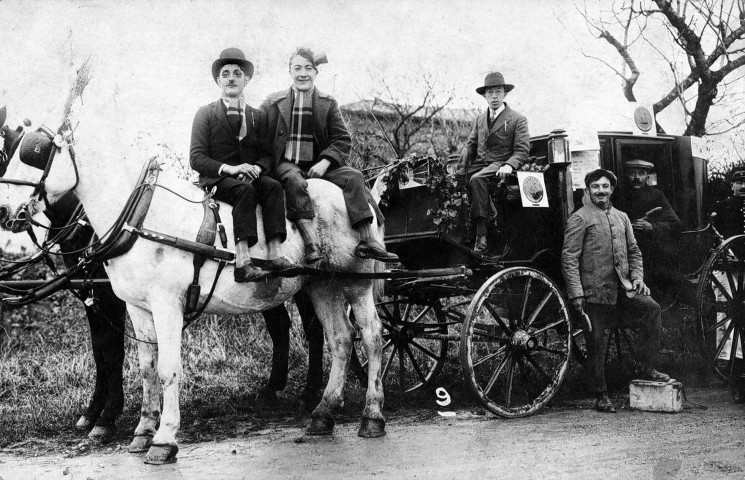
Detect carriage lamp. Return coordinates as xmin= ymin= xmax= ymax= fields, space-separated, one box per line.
xmin=548 ymin=129 xmax=570 ymax=164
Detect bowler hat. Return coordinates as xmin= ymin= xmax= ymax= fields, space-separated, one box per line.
xmin=731 ymin=170 xmax=745 ymax=182
xmin=626 ymin=159 xmax=655 ymax=170
xmin=476 ymin=72 xmax=514 ymax=95
xmin=211 ymin=48 xmax=254 ymax=83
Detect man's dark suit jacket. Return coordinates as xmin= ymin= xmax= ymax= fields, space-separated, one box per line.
xmin=190 ymin=100 xmax=274 ymax=189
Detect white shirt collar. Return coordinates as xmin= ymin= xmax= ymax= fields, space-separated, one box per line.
xmin=490 ymin=103 xmax=506 ymax=120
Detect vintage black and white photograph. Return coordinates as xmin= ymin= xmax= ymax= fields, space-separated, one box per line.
xmin=0 ymin=0 xmax=743 ymax=478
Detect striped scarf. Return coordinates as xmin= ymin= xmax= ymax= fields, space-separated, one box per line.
xmin=222 ymin=96 xmax=247 ymax=141
xmin=285 ymin=88 xmax=314 ymax=165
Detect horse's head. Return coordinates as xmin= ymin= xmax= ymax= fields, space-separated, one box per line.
xmin=0 ymin=118 xmax=78 ymax=233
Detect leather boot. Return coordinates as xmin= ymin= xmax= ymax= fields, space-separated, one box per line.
xmin=296 ymin=219 xmax=325 ymax=264
xmin=355 ymin=238 xmax=399 ymax=262
xmin=234 ymin=239 xmax=266 ymax=282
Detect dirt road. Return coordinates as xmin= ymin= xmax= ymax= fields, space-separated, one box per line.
xmin=0 ymin=387 xmax=743 ymax=480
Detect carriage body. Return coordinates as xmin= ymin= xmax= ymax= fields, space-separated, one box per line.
xmin=359 ymin=127 xmax=722 ymax=417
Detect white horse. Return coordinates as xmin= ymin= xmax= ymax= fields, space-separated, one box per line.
xmin=0 ymin=71 xmax=386 ymax=464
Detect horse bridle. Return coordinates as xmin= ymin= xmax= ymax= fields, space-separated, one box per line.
xmin=0 ymin=122 xmax=79 ymax=227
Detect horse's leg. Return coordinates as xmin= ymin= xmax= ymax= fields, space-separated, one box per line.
xmin=304 ymin=281 xmax=352 ymax=435
xmin=295 ymin=290 xmax=325 ymax=409
xmin=75 ymin=298 xmax=107 ymax=431
xmin=87 ymin=286 xmax=127 ymax=444
xmin=344 ymin=280 xmax=385 ymax=438
xmin=144 ymin=300 xmax=184 ymax=465
xmin=261 ymin=304 xmax=291 ymax=399
xmin=126 ymin=304 xmax=161 ymax=455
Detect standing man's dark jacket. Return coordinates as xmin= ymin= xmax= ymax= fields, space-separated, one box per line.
xmin=190 ymin=100 xmax=274 ymax=189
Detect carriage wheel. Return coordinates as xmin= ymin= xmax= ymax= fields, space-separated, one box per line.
xmin=696 ymin=235 xmax=745 ymax=383
xmin=460 ymin=267 xmax=571 ymax=418
xmin=351 ymin=295 xmax=460 ymax=393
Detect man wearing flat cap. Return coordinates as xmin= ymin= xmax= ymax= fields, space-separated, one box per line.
xmin=618 ymin=159 xmax=682 ymax=283
xmin=562 ymin=168 xmax=669 ymax=413
xmin=457 ymin=71 xmax=530 ymax=254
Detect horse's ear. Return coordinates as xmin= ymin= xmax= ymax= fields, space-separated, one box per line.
xmin=0 ymin=106 xmax=6 ymax=127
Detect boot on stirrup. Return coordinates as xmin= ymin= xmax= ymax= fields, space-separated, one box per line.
xmin=234 ymin=239 xmax=266 ymax=282
xmin=355 ymin=221 xmax=398 ymax=262
xmin=296 ymin=218 xmax=325 ymax=264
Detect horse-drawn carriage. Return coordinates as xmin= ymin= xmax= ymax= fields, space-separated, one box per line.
xmin=0 ymin=111 xmax=739 ymax=437
xmin=349 ymin=125 xmax=743 ymax=416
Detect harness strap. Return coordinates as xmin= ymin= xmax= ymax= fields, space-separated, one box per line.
xmin=185 ymin=200 xmax=220 ymax=314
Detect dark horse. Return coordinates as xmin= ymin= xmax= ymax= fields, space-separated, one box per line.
xmin=0 ymin=107 xmax=325 ymax=443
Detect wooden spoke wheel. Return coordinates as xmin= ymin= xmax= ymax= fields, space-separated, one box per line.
xmin=696 ymin=235 xmax=745 ymax=383
xmin=459 ymin=267 xmax=571 ymax=418
xmin=351 ymin=295 xmax=463 ymax=393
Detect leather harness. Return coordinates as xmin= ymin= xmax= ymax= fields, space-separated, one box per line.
xmin=0 ymin=125 xmax=234 ymax=319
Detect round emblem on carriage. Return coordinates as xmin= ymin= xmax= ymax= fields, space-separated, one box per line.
xmin=634 ymin=106 xmax=653 ymax=132
xmin=522 ymin=175 xmax=544 ymax=203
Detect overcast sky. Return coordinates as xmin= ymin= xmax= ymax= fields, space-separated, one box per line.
xmin=0 ymin=0 xmax=711 ymax=157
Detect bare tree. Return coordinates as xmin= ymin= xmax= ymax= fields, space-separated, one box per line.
xmin=575 ymin=0 xmax=745 ymax=136
xmin=356 ymin=69 xmax=457 ymax=159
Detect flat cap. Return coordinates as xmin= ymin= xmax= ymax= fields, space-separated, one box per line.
xmin=626 ymin=159 xmax=655 ymax=170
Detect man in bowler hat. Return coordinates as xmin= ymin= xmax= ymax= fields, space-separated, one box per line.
xmin=190 ymin=48 xmax=325 ymax=406
xmin=458 ymin=72 xmax=530 ymax=254
xmin=190 ymin=47 xmax=295 ymax=281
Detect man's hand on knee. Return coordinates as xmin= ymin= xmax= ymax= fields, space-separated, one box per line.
xmin=632 ymin=278 xmax=650 ymax=296
xmin=496 ymin=164 xmax=513 ymax=180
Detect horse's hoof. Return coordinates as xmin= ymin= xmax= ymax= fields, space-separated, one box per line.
xmin=88 ymin=425 xmax=116 ymax=444
xmin=358 ymin=417 xmax=386 ymax=438
xmin=144 ymin=443 xmax=178 ymax=465
xmin=305 ymin=413 xmax=334 ymax=435
xmin=128 ymin=433 xmax=154 ymax=453
xmin=74 ymin=414 xmax=95 ymax=431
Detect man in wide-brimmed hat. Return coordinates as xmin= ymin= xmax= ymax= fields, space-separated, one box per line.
xmin=458 ymin=71 xmax=530 ymax=254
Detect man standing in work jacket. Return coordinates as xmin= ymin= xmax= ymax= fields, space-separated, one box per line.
xmin=561 ymin=168 xmax=669 ymax=413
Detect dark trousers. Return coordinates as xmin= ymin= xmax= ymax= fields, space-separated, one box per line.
xmin=584 ymin=293 xmax=662 ymax=393
xmin=212 ymin=175 xmax=287 ymax=246
xmin=262 ymin=290 xmax=325 ymax=391
xmin=468 ymin=162 xmax=504 ymax=220
xmin=275 ymin=161 xmax=373 ymax=227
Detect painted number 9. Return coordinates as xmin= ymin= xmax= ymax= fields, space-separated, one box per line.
xmin=436 ymin=387 xmax=455 ymax=417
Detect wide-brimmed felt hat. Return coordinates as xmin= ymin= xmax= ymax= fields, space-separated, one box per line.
xmin=476 ymin=72 xmax=514 ymax=95
xmin=626 ymin=159 xmax=655 ymax=170
xmin=731 ymin=170 xmax=745 ymax=182
xmin=212 ymin=48 xmax=254 ymax=82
